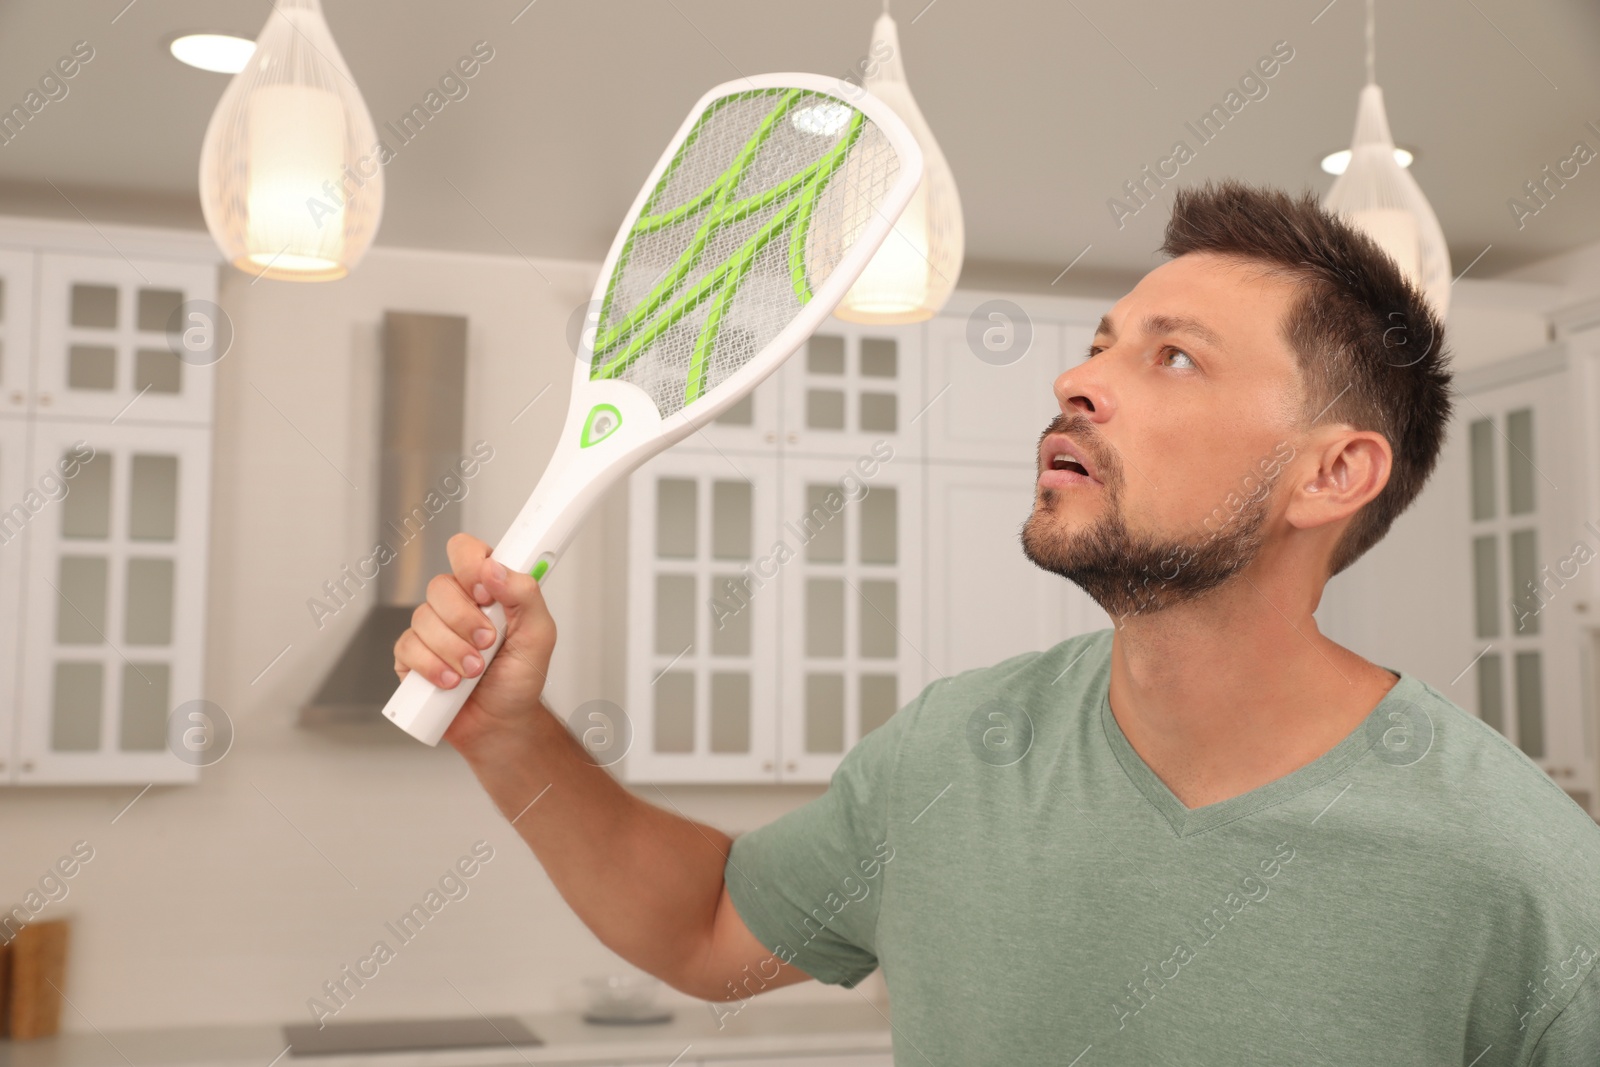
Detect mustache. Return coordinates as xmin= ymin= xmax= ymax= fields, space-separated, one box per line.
xmin=1040 ymin=414 xmax=1113 ymax=481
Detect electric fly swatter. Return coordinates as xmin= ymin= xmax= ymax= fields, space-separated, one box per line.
xmin=384 ymin=73 xmax=925 ymax=744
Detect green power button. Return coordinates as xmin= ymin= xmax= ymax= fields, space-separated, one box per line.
xmin=531 ymin=559 xmax=549 ymax=581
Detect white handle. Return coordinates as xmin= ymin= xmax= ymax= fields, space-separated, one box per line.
xmin=384 ymin=600 xmax=508 ymax=746
xmin=380 ymin=401 xmax=646 ymax=746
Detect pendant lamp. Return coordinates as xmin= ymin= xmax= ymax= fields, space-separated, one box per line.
xmin=199 ymin=0 xmax=383 ymax=282
xmin=833 ymin=3 xmax=963 ymax=324
xmin=1323 ymin=0 xmax=1450 ymax=317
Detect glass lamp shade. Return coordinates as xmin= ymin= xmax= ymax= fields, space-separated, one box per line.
xmin=1323 ymin=84 xmax=1450 ymax=318
xmin=198 ymin=0 xmax=383 ymax=282
xmin=833 ymin=12 xmax=963 ymax=324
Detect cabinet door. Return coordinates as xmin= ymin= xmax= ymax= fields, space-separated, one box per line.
xmin=0 ymin=248 xmax=35 ymax=418
xmin=0 ymin=415 xmax=28 ymax=780
xmin=922 ymin=313 xmax=1068 ymax=465
xmin=35 ymin=253 xmax=218 ymax=424
xmin=1461 ymin=366 xmax=1590 ymax=810
xmin=924 ymin=460 xmax=1109 ymax=680
xmin=15 ymin=421 xmax=210 ymax=784
xmin=779 ymin=321 xmax=923 ymax=460
xmin=624 ymin=449 xmax=780 ymax=782
xmin=778 ymin=453 xmax=923 ymax=783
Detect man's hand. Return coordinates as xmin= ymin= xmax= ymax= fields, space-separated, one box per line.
xmin=392 ymin=532 xmax=557 ymax=753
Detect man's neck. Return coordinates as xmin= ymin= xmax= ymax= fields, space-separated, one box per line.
xmin=1104 ymin=582 xmax=1400 ymax=811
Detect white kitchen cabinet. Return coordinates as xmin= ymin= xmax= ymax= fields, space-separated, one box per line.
xmin=777 ymin=451 xmax=923 ymax=783
xmin=0 ymin=414 xmax=27 ymax=778
xmin=1458 ymin=344 xmax=1594 ymax=810
xmin=623 ymin=297 xmax=1117 ymax=784
xmin=777 ymin=321 xmax=923 ymax=460
xmin=625 ymin=322 xmax=927 ymax=784
xmin=0 ymin=219 xmax=220 ymax=785
xmin=627 ymin=448 xmax=782 ymax=782
xmin=34 ymin=252 xmax=219 ymax=425
xmin=0 ymin=247 xmax=36 ymax=415
xmin=14 ymin=419 xmax=211 ymax=784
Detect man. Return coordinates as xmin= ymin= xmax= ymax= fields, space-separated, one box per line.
xmin=394 ymin=180 xmax=1600 ymax=1064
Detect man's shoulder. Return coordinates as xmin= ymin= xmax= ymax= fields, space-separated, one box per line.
xmin=1379 ymin=673 xmax=1600 ymax=899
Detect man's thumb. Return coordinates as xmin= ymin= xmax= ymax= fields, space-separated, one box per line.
xmin=480 ymin=558 xmax=554 ymax=641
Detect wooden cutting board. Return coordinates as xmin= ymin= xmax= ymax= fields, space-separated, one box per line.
xmin=6 ymin=920 xmax=70 ymax=1039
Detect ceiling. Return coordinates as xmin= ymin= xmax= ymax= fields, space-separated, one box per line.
xmin=1 ymin=0 xmax=1597 ymax=291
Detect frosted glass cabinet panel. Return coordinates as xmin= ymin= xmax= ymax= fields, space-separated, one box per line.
xmin=14 ymin=420 xmax=210 ymax=783
xmin=35 ymin=253 xmax=218 ymax=424
xmin=625 ymin=448 xmax=780 ymax=782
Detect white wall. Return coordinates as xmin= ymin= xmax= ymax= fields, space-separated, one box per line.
xmin=0 ymin=244 xmax=883 ymax=1032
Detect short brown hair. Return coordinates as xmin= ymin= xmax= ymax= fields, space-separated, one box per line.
xmin=1159 ymin=179 xmax=1454 ymax=578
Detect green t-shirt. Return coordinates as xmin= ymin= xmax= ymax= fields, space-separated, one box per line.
xmin=725 ymin=628 xmax=1600 ymax=1065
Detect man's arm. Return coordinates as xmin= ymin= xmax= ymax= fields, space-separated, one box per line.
xmin=393 ymin=533 xmax=810 ymax=1001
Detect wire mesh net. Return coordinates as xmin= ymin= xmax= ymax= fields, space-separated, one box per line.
xmin=588 ymin=88 xmax=903 ymax=419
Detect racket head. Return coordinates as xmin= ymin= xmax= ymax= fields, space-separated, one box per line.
xmin=572 ymin=73 xmax=924 ymax=442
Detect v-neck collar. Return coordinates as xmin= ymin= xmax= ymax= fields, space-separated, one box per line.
xmin=1095 ymin=639 xmax=1423 ymax=837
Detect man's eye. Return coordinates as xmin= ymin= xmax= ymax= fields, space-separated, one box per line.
xmin=1162 ymin=347 xmax=1195 ymax=369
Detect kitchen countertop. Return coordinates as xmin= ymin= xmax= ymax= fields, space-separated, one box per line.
xmin=0 ymin=1002 xmax=895 ymax=1066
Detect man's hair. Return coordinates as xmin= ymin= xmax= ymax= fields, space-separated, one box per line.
xmin=1158 ymin=178 xmax=1454 ymax=578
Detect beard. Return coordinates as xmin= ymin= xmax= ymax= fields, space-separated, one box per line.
xmin=1019 ymin=440 xmax=1278 ymax=623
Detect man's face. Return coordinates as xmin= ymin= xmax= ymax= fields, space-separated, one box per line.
xmin=1020 ymin=252 xmax=1307 ymax=621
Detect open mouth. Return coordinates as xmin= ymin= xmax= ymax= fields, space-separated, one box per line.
xmin=1050 ymin=454 xmax=1091 ymax=477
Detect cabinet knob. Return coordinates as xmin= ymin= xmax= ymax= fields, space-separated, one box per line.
xmin=762 ymin=760 xmax=773 ymax=772
xmin=8 ymin=390 xmax=20 ymax=404
xmin=38 ymin=393 xmax=51 ymax=406
xmin=764 ymin=432 xmax=776 ymax=443
xmin=785 ymin=760 xmax=797 ymax=771
xmin=786 ymin=432 xmax=797 ymax=443
xmin=21 ymin=759 xmax=34 ymax=772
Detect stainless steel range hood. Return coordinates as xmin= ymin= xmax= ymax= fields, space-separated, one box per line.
xmin=300 ymin=311 xmax=469 ymax=730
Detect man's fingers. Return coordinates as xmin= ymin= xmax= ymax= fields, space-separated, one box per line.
xmin=394 ymin=628 xmax=461 ymax=689
xmin=425 ymin=573 xmax=496 ymax=649
xmin=412 ymin=601 xmax=485 ymax=682
xmin=446 ymin=533 xmax=494 ymax=605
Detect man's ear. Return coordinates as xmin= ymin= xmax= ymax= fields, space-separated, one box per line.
xmin=1285 ymin=430 xmax=1391 ymax=532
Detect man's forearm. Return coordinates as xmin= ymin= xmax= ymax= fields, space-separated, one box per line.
xmin=456 ymin=700 xmax=731 ymax=996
